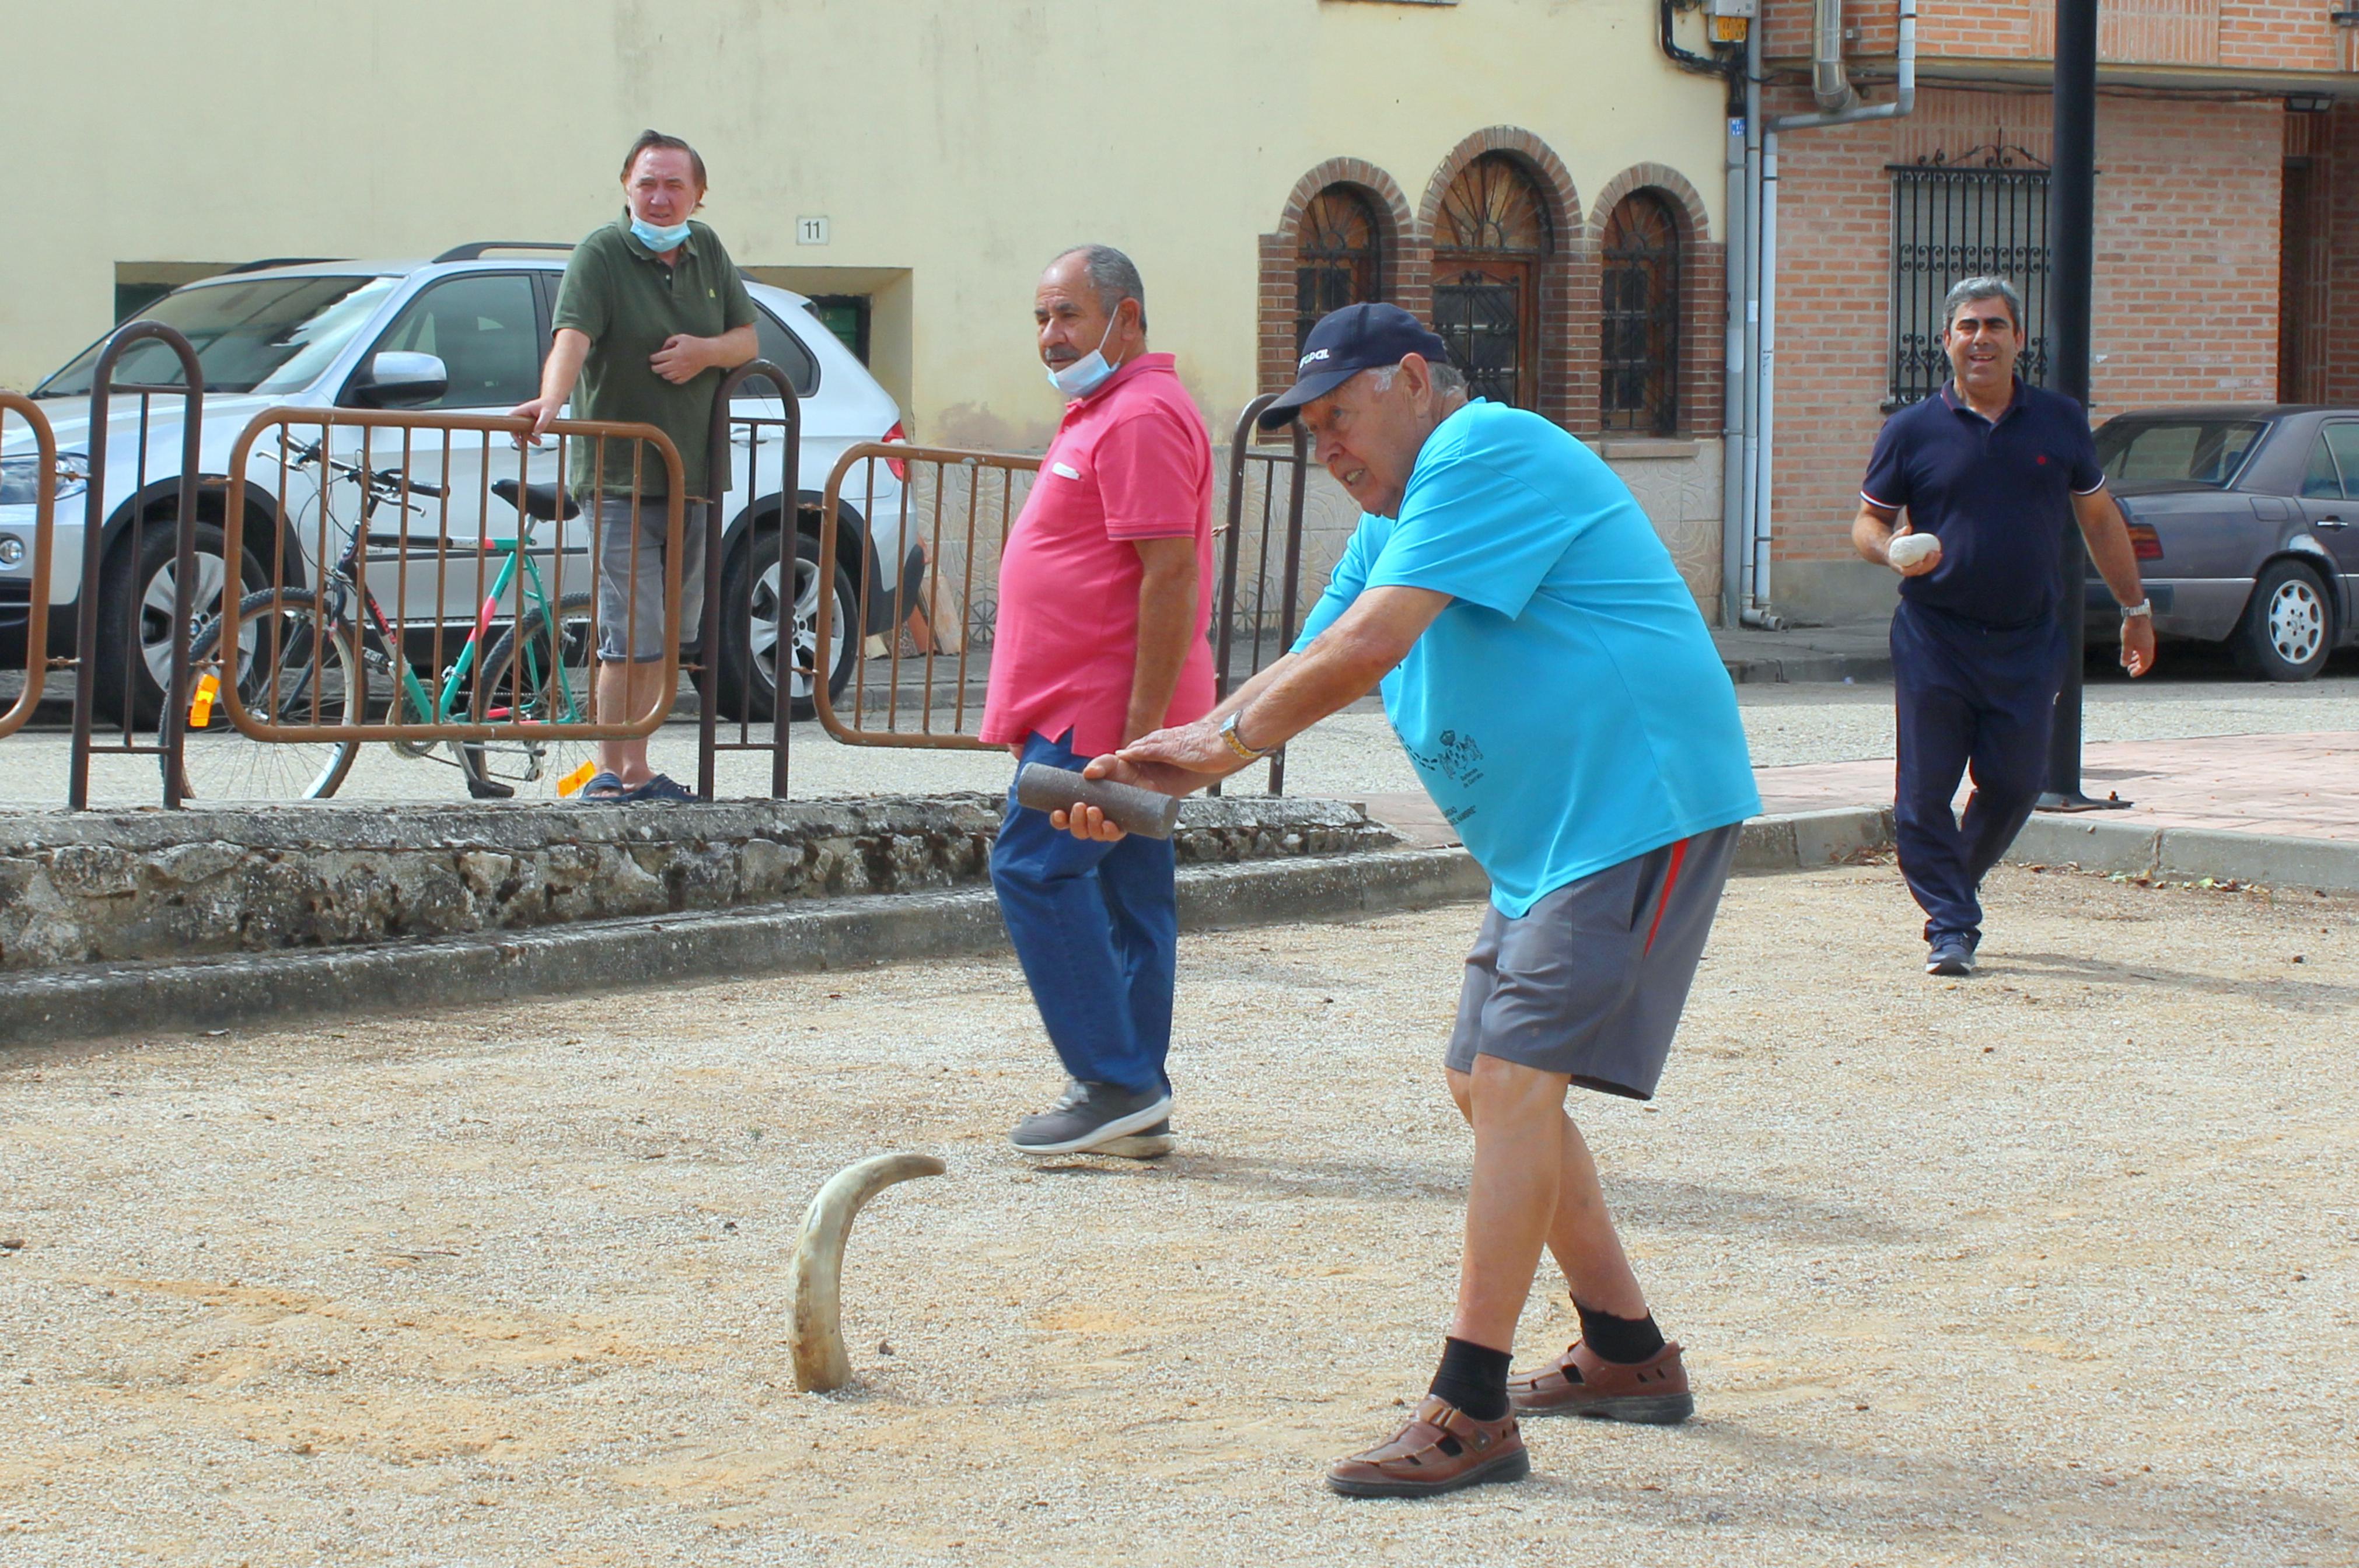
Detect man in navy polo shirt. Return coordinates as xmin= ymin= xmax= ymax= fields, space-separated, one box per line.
xmin=1852 ymin=275 xmax=2157 ymax=977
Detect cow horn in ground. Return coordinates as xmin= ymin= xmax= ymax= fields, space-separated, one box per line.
xmin=785 ymin=1152 xmax=947 ymax=1392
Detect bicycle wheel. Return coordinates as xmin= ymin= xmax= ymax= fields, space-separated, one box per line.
xmin=163 ymin=587 xmax=366 ymax=802
xmin=460 ymin=590 xmax=599 ymax=797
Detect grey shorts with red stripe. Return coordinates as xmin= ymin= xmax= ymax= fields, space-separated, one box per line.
xmin=1444 ymin=821 xmax=1743 ymax=1100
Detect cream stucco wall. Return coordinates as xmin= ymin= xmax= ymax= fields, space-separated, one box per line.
xmin=2 ymin=0 xmax=1728 ymax=452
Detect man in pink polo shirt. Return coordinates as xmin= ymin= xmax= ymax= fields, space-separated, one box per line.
xmin=981 ymin=244 xmax=1215 ymax=1157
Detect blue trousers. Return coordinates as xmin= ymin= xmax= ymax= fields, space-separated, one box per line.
xmin=1891 ymin=600 xmax=2067 ymax=942
xmin=990 ymin=731 xmax=1177 ymax=1096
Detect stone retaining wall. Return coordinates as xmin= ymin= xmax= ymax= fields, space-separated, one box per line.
xmin=0 ymin=796 xmax=1396 ymax=972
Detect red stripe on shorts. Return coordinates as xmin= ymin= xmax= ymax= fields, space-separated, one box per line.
xmin=1642 ymin=836 xmax=1692 ymax=957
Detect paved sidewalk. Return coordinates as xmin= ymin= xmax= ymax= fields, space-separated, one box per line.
xmin=1754 ymin=729 xmax=2359 ymax=842
xmin=1712 ymin=614 xmax=1893 ymax=684
xmin=1366 ymin=730 xmax=2359 ymax=850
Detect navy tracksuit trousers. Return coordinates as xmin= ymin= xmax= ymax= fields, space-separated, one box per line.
xmin=1890 ymin=599 xmax=2068 ymax=943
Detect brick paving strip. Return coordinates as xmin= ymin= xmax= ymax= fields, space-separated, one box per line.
xmin=1754 ymin=730 xmax=2359 ymax=842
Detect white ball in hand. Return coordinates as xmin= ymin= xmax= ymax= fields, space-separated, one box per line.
xmin=1887 ymin=532 xmax=1939 ymax=569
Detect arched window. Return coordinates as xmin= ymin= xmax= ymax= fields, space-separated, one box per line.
xmin=1296 ymin=187 xmax=1382 ymax=355
xmin=1600 ymin=192 xmax=1681 ymax=435
xmin=1432 ymin=153 xmax=1550 ymax=410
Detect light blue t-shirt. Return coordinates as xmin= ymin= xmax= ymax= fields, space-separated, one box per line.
xmin=1294 ymin=400 xmax=1759 ymax=917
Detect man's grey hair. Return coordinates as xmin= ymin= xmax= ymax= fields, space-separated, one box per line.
xmin=1942 ymin=275 xmax=2024 ymax=333
xmin=1366 ymin=359 xmax=1470 ymax=397
xmin=1053 ymin=244 xmax=1147 ymax=332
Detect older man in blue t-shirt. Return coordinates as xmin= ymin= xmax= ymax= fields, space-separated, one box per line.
xmin=1050 ymin=304 xmax=1759 ymax=1500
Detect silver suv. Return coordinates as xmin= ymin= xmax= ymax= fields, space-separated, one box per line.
xmin=2 ymin=246 xmax=914 ymax=725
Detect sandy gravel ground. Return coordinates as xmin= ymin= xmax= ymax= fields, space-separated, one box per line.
xmin=2 ymin=864 xmax=2355 ymax=1567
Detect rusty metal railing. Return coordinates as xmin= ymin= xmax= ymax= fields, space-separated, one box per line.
xmin=202 ymin=408 xmax=682 ymax=785
xmin=0 ymin=393 xmax=59 ymax=740
xmin=813 ymin=441 xmax=1038 ymax=749
xmin=1214 ymin=394 xmax=1312 ymax=796
xmin=64 ymin=321 xmax=205 ymax=809
xmin=695 ymin=358 xmax=799 ymax=799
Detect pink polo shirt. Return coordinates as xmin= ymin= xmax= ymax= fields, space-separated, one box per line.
xmin=980 ymin=353 xmax=1216 ymax=758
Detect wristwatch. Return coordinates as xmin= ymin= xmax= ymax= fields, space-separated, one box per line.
xmin=2120 ymin=598 xmax=2153 ymax=619
xmin=1219 ymin=709 xmax=1275 ymax=762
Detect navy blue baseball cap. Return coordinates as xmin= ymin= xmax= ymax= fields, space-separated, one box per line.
xmin=1258 ymin=302 xmax=1452 ymax=430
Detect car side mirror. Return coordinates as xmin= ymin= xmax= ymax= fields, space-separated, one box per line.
xmin=352 ymin=351 xmax=448 ymax=408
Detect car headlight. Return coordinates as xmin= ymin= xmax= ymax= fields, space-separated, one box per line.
xmin=0 ymin=450 xmax=89 ymax=507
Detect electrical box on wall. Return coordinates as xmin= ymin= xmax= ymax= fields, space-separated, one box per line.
xmin=1706 ymin=0 xmax=1753 ymax=41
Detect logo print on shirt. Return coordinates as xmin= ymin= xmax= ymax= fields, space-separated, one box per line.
xmin=1051 ymin=461 xmax=1082 ymax=480
xmin=1397 ymin=726 xmax=1486 ymax=789
xmin=2036 ymin=454 xmax=2049 ymax=466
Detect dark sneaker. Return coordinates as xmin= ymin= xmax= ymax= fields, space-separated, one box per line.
xmin=1926 ymin=933 xmax=1978 ymax=977
xmin=1326 ymin=1395 xmax=1530 ymax=1499
xmin=1009 ymin=1081 xmax=1172 ymax=1156
xmin=1508 ymin=1340 xmax=1693 ymax=1423
xmin=1096 ymin=1118 xmax=1173 ymax=1160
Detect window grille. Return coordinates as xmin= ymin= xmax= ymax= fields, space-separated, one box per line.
xmin=1888 ymin=153 xmax=2052 ymax=406
xmin=1432 ymin=153 xmax=1549 ymax=410
xmin=1601 ymin=192 xmax=1680 ymax=435
xmin=1295 ymin=188 xmax=1382 ymax=357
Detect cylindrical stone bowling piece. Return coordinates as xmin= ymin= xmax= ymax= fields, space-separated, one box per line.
xmin=1015 ymin=762 xmax=1182 ymax=839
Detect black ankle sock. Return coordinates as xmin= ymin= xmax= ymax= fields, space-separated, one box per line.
xmin=1427 ymin=1336 xmax=1513 ymax=1422
xmin=1575 ymin=1301 xmax=1666 ymax=1365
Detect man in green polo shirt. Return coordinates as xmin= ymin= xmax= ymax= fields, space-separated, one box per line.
xmin=511 ymin=128 xmax=756 ymax=802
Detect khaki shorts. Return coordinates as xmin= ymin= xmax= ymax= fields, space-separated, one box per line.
xmin=1445 ymin=822 xmax=1742 ymax=1101
xmin=593 ymin=496 xmax=708 ymax=663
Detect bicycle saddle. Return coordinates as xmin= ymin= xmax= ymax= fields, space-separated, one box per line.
xmin=490 ymin=477 xmax=582 ymax=523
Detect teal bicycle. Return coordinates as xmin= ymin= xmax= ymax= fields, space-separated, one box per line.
xmin=164 ymin=439 xmax=597 ymax=802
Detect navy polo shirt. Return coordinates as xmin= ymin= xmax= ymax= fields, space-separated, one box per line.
xmin=1859 ymin=379 xmax=2104 ymax=627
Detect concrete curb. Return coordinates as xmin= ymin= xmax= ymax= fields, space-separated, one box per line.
xmin=1722 ymin=652 xmax=1893 ymax=686
xmin=2007 ymin=814 xmax=2359 ymax=895
xmin=0 ymin=845 xmax=1490 ymax=1051
xmin=11 ymin=806 xmax=2347 ymax=1051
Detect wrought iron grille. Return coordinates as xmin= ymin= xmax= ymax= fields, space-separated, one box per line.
xmin=1433 ymin=270 xmax=1526 ymax=407
xmin=1295 ymin=187 xmax=1381 ymax=357
xmin=1601 ymin=193 xmax=1680 ymax=435
xmin=1888 ymin=155 xmax=2052 ymax=405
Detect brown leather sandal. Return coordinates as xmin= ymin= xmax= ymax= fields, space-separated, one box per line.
xmin=1508 ymin=1339 xmax=1692 ymax=1423
xmin=1324 ymin=1395 xmax=1530 ymax=1499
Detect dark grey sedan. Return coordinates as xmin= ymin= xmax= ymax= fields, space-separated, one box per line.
xmin=2091 ymin=406 xmax=2359 ymax=680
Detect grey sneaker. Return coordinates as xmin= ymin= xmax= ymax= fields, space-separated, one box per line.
xmin=1096 ymin=1118 xmax=1174 ymax=1160
xmin=1926 ymin=933 xmax=1979 ymax=977
xmin=1010 ymin=1081 xmax=1172 ymax=1156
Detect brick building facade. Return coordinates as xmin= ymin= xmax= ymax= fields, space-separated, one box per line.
xmin=1759 ymin=0 xmax=2359 ymax=622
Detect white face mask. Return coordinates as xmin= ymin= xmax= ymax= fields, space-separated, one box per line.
xmin=1044 ymin=309 xmax=1124 ymax=398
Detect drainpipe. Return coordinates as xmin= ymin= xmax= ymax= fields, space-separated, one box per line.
xmin=1738 ymin=0 xmax=1916 ymax=629
xmin=1720 ymin=24 xmax=1759 ymax=628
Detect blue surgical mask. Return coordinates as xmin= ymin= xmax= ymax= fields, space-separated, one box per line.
xmin=630 ymin=215 xmax=693 ymax=252
xmin=1044 ymin=310 xmax=1125 ymax=398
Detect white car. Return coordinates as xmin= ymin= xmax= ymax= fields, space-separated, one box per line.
xmin=2 ymin=245 xmax=913 ymax=726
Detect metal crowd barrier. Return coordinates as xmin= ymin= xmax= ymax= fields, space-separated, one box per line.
xmin=0 ymin=393 xmax=58 ymax=741
xmin=65 ymin=321 xmax=204 ymax=809
xmin=207 ymin=408 xmax=683 ymax=778
xmin=695 ymin=359 xmax=799 ymax=799
xmin=813 ymin=441 xmax=1037 ymax=749
xmin=810 ymin=409 xmax=1319 ymax=799
xmin=1215 ymin=394 xmax=1312 ymax=796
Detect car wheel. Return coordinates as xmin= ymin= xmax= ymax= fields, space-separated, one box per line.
xmin=95 ymin=517 xmax=270 ymax=729
xmin=714 ymin=526 xmax=857 ymax=723
xmin=2232 ymin=558 xmax=2333 ymax=682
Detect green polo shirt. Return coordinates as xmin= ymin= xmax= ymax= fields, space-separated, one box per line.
xmin=553 ymin=214 xmax=757 ymax=498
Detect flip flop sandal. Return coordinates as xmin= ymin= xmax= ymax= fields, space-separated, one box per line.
xmin=623 ymin=773 xmax=696 ymax=803
xmin=578 ymin=771 xmax=631 ymax=802
xmin=1324 ymin=1395 xmax=1529 ymax=1499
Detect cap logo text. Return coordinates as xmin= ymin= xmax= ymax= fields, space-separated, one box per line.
xmin=1298 ymin=348 xmax=1331 ymax=369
